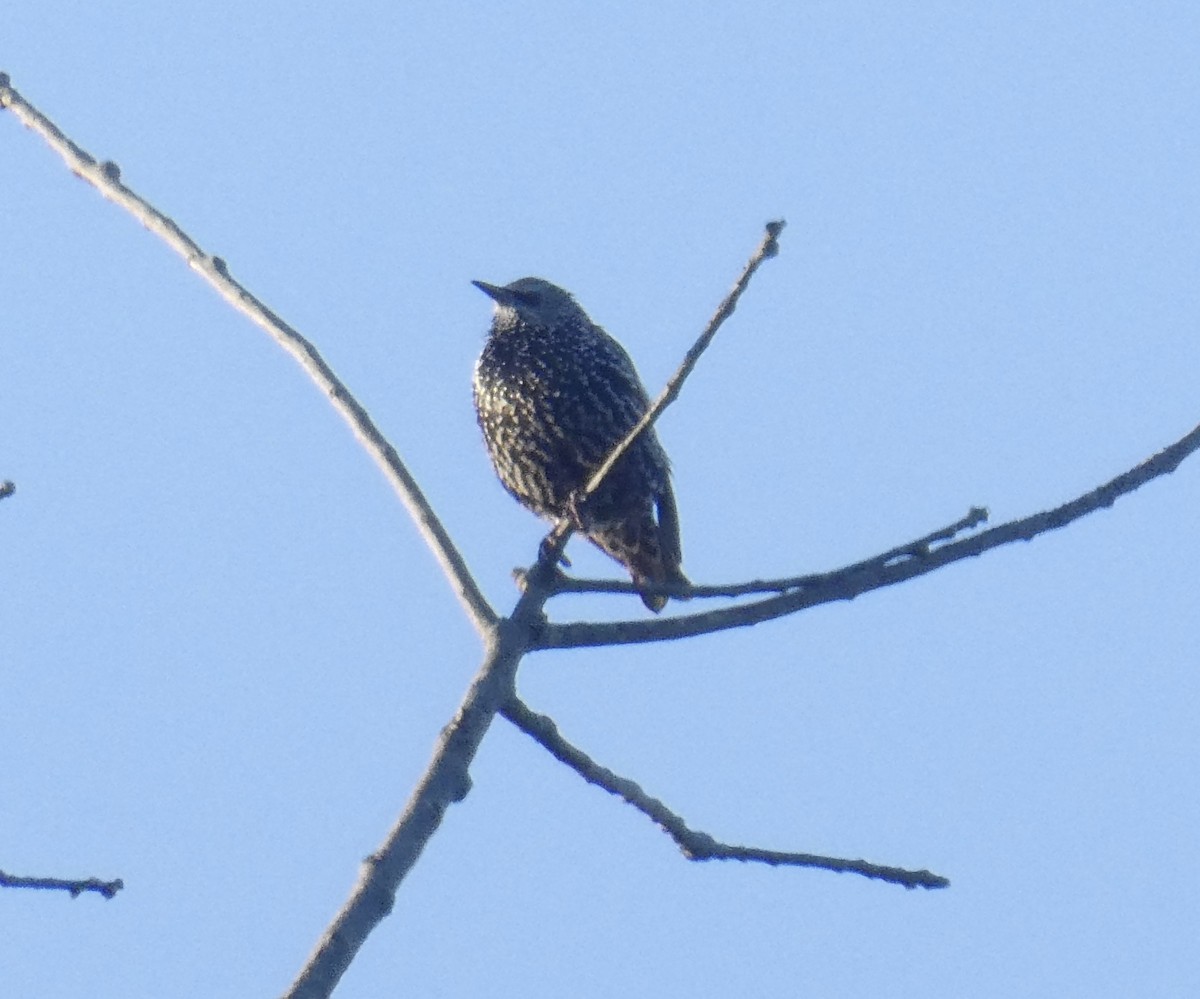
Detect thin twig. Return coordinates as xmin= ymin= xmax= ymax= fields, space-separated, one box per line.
xmin=547 ymin=507 xmax=991 ymax=600
xmin=581 ymin=221 xmax=785 ymax=503
xmin=532 ymin=221 xmax=786 ymax=572
xmin=0 ymin=73 xmax=496 ymax=634
xmin=501 ymin=697 xmax=947 ymax=889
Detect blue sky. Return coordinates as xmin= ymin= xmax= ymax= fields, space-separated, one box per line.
xmin=4 ymin=2 xmax=1200 ymax=996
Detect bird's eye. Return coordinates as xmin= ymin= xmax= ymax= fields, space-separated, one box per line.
xmin=514 ymin=290 xmax=541 ymax=307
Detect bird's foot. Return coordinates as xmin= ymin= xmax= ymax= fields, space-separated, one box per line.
xmin=565 ymin=490 xmax=595 ymax=534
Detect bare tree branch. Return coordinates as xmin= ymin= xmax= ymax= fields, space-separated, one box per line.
xmin=0 ymin=74 xmax=496 ymax=635
xmin=0 ymin=869 xmax=123 ymax=899
xmin=501 ymin=697 xmax=947 ymax=889
xmin=537 ymin=421 xmax=1200 ymax=648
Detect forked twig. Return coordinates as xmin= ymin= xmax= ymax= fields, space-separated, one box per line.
xmin=534 ymin=421 xmax=1200 ymax=648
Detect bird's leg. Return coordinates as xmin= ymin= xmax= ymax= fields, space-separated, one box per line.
xmin=566 ymin=488 xmax=594 ymax=535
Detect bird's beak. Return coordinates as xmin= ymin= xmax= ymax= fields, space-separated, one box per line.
xmin=472 ymin=280 xmax=509 ymax=304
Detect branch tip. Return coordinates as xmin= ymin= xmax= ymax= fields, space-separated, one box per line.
xmin=763 ymin=219 xmax=786 ymax=255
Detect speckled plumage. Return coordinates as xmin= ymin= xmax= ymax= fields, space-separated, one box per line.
xmin=472 ymin=277 xmax=688 ymax=611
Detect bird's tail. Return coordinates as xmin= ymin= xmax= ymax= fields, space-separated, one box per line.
xmin=587 ymin=487 xmax=689 ymax=612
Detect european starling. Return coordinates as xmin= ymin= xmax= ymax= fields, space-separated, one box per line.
xmin=472 ymin=277 xmax=688 ymax=611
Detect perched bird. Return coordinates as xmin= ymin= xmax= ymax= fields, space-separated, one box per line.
xmin=472 ymin=277 xmax=688 ymax=611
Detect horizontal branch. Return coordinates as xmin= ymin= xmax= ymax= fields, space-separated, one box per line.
xmin=0 ymin=868 xmax=124 ymax=899
xmin=538 ymin=419 xmax=1200 ymax=648
xmin=501 ymin=697 xmax=947 ymax=890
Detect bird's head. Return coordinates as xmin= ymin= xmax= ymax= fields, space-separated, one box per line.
xmin=472 ymin=277 xmax=589 ymax=331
